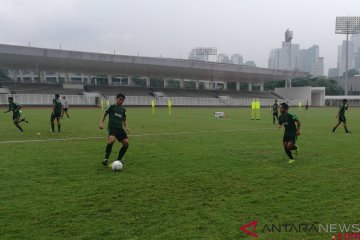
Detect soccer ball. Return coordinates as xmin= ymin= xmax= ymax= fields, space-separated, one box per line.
xmin=111 ymin=161 xmax=123 ymax=171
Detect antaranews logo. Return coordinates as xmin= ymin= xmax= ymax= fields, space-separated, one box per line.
xmin=240 ymin=221 xmax=360 ymax=239
xmin=240 ymin=220 xmax=259 ymax=238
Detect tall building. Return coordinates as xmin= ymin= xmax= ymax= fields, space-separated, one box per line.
xmin=337 ymin=40 xmax=355 ymax=77
xmin=268 ymin=49 xmax=280 ymax=69
xmin=352 ymin=34 xmax=360 ymax=71
xmin=268 ymin=43 xmax=324 ymax=76
xmin=230 ymin=54 xmax=243 ymax=65
xmin=217 ymin=54 xmax=231 ymax=63
xmin=311 ymin=57 xmax=324 ymax=76
xmin=328 ymin=68 xmax=339 ymax=78
xmin=245 ymin=61 xmax=257 ymax=67
xmin=268 ymin=42 xmax=300 ymax=71
xmin=188 ymin=48 xmax=208 ymax=61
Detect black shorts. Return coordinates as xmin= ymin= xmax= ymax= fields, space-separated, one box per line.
xmin=339 ymin=115 xmax=346 ymax=123
xmin=109 ymin=128 xmax=128 ymax=142
xmin=63 ymin=108 xmax=68 ymax=112
xmin=273 ymin=112 xmax=278 ymax=117
xmin=51 ymin=112 xmax=61 ymax=120
xmin=13 ymin=112 xmax=21 ymax=121
xmin=283 ymin=135 xmax=296 ymax=144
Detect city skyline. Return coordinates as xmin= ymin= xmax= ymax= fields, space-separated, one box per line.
xmin=0 ymin=0 xmax=359 ymax=75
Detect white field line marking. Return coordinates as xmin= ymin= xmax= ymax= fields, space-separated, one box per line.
xmin=0 ymin=127 xmax=276 ymax=144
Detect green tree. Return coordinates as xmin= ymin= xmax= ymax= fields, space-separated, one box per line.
xmin=291 ymin=76 xmax=344 ymax=95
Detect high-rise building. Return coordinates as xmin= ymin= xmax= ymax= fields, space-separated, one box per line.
xmin=352 ymin=34 xmax=360 ymax=71
xmin=337 ymin=40 xmax=355 ymax=77
xmin=311 ymin=57 xmax=324 ymax=76
xmin=188 ymin=48 xmax=208 ymax=61
xmin=328 ymin=68 xmax=339 ymax=78
xmin=245 ymin=61 xmax=257 ymax=67
xmin=230 ymin=54 xmax=243 ymax=65
xmin=217 ymin=54 xmax=231 ymax=63
xmin=269 ymin=43 xmax=324 ymax=76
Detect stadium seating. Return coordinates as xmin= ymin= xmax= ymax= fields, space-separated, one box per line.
xmin=0 ymin=82 xmax=83 ymax=95
xmin=0 ymin=82 xmax=282 ymax=99
xmin=216 ymin=90 xmax=279 ymax=99
xmin=85 ymin=86 xmax=152 ymax=96
xmin=153 ymin=88 xmax=218 ymax=98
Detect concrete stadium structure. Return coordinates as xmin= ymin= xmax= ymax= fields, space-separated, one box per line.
xmin=0 ymin=44 xmax=307 ymax=91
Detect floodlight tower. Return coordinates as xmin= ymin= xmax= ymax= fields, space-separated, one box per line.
xmin=336 ymin=16 xmax=360 ymax=95
xmin=285 ymin=28 xmax=294 ymax=87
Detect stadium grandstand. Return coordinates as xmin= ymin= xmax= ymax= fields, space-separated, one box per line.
xmin=0 ymin=43 xmax=316 ymax=107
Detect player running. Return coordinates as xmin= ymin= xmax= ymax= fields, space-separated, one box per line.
xmin=305 ymin=101 xmax=309 ymax=110
xmin=51 ymin=94 xmax=63 ymax=132
xmin=61 ymin=96 xmax=70 ymax=119
xmin=332 ymin=99 xmax=351 ymax=133
xmin=272 ymin=100 xmax=279 ymax=124
xmin=278 ymin=102 xmax=301 ymax=164
xmin=4 ymin=97 xmax=28 ymax=132
xmin=99 ymin=93 xmax=131 ymax=166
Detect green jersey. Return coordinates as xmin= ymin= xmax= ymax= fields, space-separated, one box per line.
xmin=8 ymin=102 xmax=20 ymax=113
xmin=272 ymin=103 xmax=279 ymax=114
xmin=339 ymin=103 xmax=348 ymax=117
xmin=106 ymin=104 xmax=126 ymax=129
xmin=8 ymin=102 xmax=21 ymax=119
xmin=279 ymin=112 xmax=298 ymax=137
xmin=53 ymin=98 xmax=62 ymax=114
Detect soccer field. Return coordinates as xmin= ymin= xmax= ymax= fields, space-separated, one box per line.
xmin=1 ymin=106 xmax=359 ymax=240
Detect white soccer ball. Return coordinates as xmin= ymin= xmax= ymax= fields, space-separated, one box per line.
xmin=111 ymin=161 xmax=123 ymax=171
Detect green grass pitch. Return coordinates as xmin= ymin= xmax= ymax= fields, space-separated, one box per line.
xmin=1 ymin=106 xmax=360 ymax=240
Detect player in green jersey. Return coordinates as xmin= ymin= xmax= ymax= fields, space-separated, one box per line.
xmin=278 ymin=103 xmax=301 ymax=164
xmin=3 ymin=97 xmax=28 ymax=132
xmin=272 ymin=100 xmax=279 ymax=124
xmin=332 ymin=99 xmax=351 ymax=133
xmin=99 ymin=93 xmax=131 ymax=166
xmin=51 ymin=94 xmax=63 ymax=132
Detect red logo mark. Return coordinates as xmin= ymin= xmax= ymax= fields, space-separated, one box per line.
xmin=240 ymin=220 xmax=259 ymax=238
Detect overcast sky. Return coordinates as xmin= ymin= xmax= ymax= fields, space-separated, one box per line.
xmin=0 ymin=0 xmax=359 ymax=74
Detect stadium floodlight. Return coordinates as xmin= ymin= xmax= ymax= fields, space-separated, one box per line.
xmin=336 ymin=16 xmax=360 ymax=95
xmin=285 ymin=29 xmax=293 ymax=43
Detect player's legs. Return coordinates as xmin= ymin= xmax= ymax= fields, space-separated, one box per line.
xmin=51 ymin=113 xmax=56 ymax=132
xmin=65 ymin=109 xmax=69 ymax=118
xmin=56 ymin=117 xmax=61 ymax=132
xmin=117 ymin=138 xmax=129 ymax=163
xmin=332 ymin=121 xmax=341 ymax=132
xmin=115 ymin=128 xmax=129 ymax=163
xmin=103 ymin=135 xmax=116 ymax=165
xmin=13 ymin=118 xmax=23 ymax=132
xmin=273 ymin=113 xmax=279 ymax=124
xmin=342 ymin=118 xmax=350 ymax=133
xmin=283 ymin=141 xmax=293 ymax=160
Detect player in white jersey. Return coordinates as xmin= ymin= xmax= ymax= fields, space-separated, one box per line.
xmin=61 ymin=96 xmax=70 ymax=119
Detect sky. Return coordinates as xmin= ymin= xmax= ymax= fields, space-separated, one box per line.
xmin=0 ymin=0 xmax=359 ymax=74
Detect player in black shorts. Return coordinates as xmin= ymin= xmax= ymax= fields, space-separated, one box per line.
xmin=278 ymin=103 xmax=301 ymax=164
xmin=4 ymin=97 xmax=28 ymax=132
xmin=51 ymin=94 xmax=63 ymax=132
xmin=99 ymin=93 xmax=131 ymax=166
xmin=272 ymin=100 xmax=279 ymax=124
xmin=332 ymin=99 xmax=350 ymax=133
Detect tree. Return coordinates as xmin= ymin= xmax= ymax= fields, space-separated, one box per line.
xmin=347 ymin=69 xmax=359 ymax=77
xmin=265 ymin=76 xmax=344 ymax=95
xmin=291 ymin=76 xmax=344 ymax=95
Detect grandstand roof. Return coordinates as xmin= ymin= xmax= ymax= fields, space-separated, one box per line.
xmin=0 ymin=44 xmax=307 ymax=83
